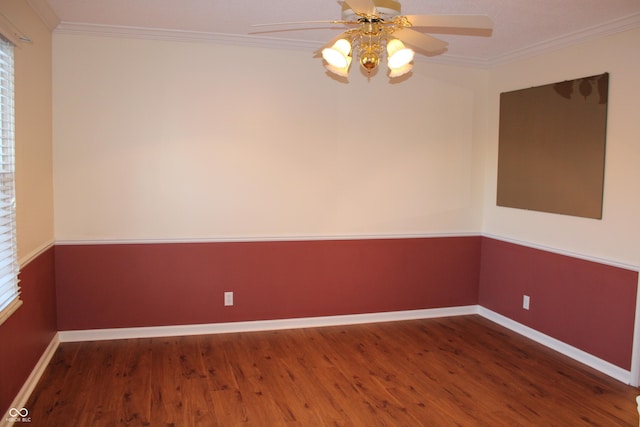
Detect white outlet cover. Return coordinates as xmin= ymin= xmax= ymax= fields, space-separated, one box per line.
xmin=224 ymin=291 xmax=234 ymax=306
xmin=523 ymin=295 xmax=530 ymax=310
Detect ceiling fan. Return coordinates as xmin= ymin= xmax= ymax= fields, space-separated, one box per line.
xmin=253 ymin=0 xmax=493 ymax=80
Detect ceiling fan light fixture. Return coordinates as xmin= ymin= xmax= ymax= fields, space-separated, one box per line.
xmin=387 ymin=39 xmax=414 ymax=69
xmin=278 ymin=1 xmax=494 ymax=81
xmin=322 ymin=39 xmax=352 ymax=68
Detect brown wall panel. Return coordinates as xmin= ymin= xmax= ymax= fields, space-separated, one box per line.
xmin=497 ymin=73 xmax=608 ymax=218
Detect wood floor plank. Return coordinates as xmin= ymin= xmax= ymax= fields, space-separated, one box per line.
xmin=149 ymin=336 xmax=219 ymax=426
xmin=22 ymin=341 xmax=84 ymax=424
xmin=87 ymin=339 xmax=152 ymax=427
xmin=24 ymin=315 xmax=640 ymax=426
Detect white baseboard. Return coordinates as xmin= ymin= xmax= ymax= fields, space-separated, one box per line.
xmin=58 ymin=305 xmax=480 ymax=342
xmin=478 ymin=307 xmax=632 ymax=385
xmin=57 ymin=305 xmax=633 ymax=385
xmin=1 ymin=333 xmax=59 ymax=427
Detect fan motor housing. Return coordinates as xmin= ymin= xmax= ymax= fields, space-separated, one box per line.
xmin=341 ymin=0 xmax=401 ymax=20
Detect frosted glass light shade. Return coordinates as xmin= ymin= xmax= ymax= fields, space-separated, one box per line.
xmin=322 ymin=39 xmax=352 ymax=68
xmin=387 ymin=39 xmax=414 ymax=69
xmin=388 ymin=63 xmax=413 ymax=78
xmin=325 ymin=56 xmax=352 ymax=77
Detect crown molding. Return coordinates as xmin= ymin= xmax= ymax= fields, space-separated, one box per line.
xmin=54 ymin=11 xmax=640 ymax=68
xmin=485 ymin=11 xmax=640 ymax=66
xmin=26 ymin=0 xmax=60 ymax=31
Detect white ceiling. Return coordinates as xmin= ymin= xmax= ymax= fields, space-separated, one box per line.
xmin=45 ymin=0 xmax=640 ymax=65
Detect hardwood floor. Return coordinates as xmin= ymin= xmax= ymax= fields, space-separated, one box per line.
xmin=25 ymin=315 xmax=639 ymax=426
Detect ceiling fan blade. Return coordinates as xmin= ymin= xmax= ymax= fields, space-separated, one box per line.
xmin=251 ymin=20 xmax=353 ymax=28
xmin=403 ymin=14 xmax=493 ymax=31
xmin=393 ymin=28 xmax=448 ymax=54
xmin=343 ymin=0 xmax=378 ymax=16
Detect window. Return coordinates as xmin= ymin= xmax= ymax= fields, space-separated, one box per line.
xmin=0 ymin=34 xmax=20 ymax=325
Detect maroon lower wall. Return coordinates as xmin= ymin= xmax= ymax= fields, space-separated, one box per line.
xmin=55 ymin=236 xmax=482 ymax=331
xmin=2 ymin=236 xmax=638 ymax=413
xmin=0 ymin=247 xmax=57 ymax=416
xmin=479 ymin=237 xmax=638 ymax=370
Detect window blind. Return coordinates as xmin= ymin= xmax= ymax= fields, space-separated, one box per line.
xmin=0 ymin=35 xmax=20 ymax=325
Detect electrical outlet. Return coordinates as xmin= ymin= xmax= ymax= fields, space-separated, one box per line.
xmin=224 ymin=291 xmax=234 ymax=307
xmin=523 ymin=295 xmax=530 ymax=310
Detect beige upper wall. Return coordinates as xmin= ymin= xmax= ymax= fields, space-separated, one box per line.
xmin=52 ymin=34 xmax=487 ymax=241
xmin=483 ymin=28 xmax=640 ymax=267
xmin=51 ymin=22 xmax=638 ymax=267
xmin=0 ymin=1 xmax=55 ymax=264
